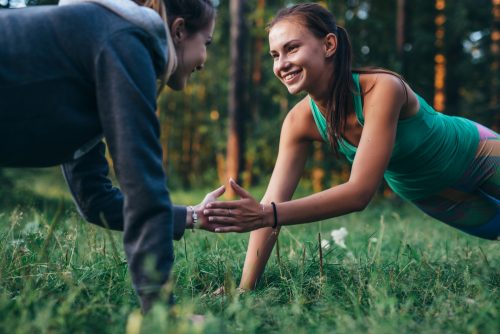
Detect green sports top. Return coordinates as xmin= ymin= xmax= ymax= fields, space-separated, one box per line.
xmin=309 ymin=73 xmax=480 ymax=201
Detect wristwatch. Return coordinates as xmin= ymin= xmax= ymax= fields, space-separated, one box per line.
xmin=188 ymin=206 xmax=199 ymax=230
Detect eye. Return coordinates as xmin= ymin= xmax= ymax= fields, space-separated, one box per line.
xmin=287 ymin=45 xmax=298 ymax=53
xmin=270 ymin=53 xmax=279 ymax=60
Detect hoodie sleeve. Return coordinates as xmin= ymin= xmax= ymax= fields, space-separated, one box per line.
xmin=92 ymin=27 xmax=176 ymax=299
xmin=61 ymin=141 xmax=188 ymax=239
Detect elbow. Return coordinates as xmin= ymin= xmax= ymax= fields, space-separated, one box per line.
xmin=351 ymin=189 xmax=374 ymax=212
xmin=75 ymin=204 xmax=101 ymax=224
xmin=351 ymin=200 xmax=368 ymax=212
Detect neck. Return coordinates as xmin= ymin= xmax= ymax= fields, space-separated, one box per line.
xmin=309 ymin=67 xmax=335 ymax=116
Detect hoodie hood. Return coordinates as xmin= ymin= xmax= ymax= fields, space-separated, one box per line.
xmin=59 ymin=0 xmax=169 ymax=70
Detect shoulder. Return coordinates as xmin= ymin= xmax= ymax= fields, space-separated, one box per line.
xmin=282 ymin=96 xmax=323 ymax=142
xmin=359 ymin=72 xmax=406 ymax=97
xmin=284 ymin=97 xmax=310 ymax=123
xmin=359 ymin=72 xmax=407 ymax=110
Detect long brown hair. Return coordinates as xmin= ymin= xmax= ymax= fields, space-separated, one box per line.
xmin=268 ymin=3 xmax=406 ymax=155
xmin=137 ymin=0 xmax=216 ymax=91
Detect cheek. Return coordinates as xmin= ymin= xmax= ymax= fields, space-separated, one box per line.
xmin=200 ymin=48 xmax=207 ymax=63
xmin=273 ymin=63 xmax=280 ymax=78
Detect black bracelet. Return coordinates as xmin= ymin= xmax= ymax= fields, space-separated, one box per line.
xmin=271 ymin=202 xmax=278 ymax=229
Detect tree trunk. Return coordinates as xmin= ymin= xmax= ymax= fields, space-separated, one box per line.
xmin=226 ymin=0 xmax=247 ymax=197
xmin=243 ymin=0 xmax=265 ymax=188
xmin=491 ymin=0 xmax=500 ymax=130
xmin=396 ymin=0 xmax=405 ymax=56
xmin=434 ymin=0 xmax=446 ymax=112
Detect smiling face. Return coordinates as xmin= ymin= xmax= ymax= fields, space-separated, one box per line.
xmin=269 ymin=19 xmax=336 ymax=99
xmin=167 ymin=18 xmax=215 ymax=90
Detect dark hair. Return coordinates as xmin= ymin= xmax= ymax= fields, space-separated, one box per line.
xmin=137 ymin=0 xmax=216 ymax=92
xmin=164 ymin=0 xmax=216 ymax=34
xmin=268 ymin=3 xmax=354 ymax=155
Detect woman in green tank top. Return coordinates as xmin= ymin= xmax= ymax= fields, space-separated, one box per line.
xmin=203 ymin=3 xmax=499 ymax=290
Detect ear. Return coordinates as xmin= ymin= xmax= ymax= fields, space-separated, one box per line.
xmin=324 ymin=33 xmax=337 ymax=58
xmin=170 ymin=17 xmax=187 ymax=44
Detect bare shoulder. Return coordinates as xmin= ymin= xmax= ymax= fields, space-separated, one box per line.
xmin=359 ymin=72 xmax=406 ymax=98
xmin=285 ymin=96 xmax=310 ymax=122
xmin=282 ymin=96 xmax=322 ymax=142
xmin=359 ymin=72 xmax=419 ymax=118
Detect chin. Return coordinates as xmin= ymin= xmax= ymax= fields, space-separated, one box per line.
xmin=286 ymin=85 xmax=303 ymax=95
xmin=167 ymin=73 xmax=188 ymax=91
xmin=166 ymin=79 xmax=186 ymax=91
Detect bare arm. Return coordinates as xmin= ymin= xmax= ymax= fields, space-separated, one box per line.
xmin=206 ymin=74 xmax=406 ymax=288
xmin=239 ymin=101 xmax=313 ymax=289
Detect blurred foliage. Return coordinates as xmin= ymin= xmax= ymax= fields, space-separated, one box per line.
xmin=3 ymin=0 xmax=498 ymax=192
xmin=158 ymin=0 xmax=497 ymax=190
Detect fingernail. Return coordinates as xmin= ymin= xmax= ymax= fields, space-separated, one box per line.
xmin=203 ymin=210 xmax=208 ymax=215
xmin=215 ymin=228 xmax=220 ymax=232
xmin=209 ymin=217 xmax=213 ymax=221
xmin=206 ymin=204 xmax=211 ymax=208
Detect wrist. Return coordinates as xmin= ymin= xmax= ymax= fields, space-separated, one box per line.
xmin=261 ymin=204 xmax=275 ymax=228
xmin=186 ymin=206 xmax=198 ymax=230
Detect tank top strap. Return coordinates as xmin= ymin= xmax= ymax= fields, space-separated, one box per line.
xmin=309 ymin=96 xmax=329 ymax=142
xmin=309 ymin=72 xmax=364 ymax=142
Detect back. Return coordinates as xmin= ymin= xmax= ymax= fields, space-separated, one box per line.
xmin=0 ymin=4 xmax=162 ymax=166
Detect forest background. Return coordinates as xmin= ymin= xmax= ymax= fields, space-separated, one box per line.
xmin=1 ymin=0 xmax=499 ymax=196
xmin=0 ymin=2 xmax=499 ymax=333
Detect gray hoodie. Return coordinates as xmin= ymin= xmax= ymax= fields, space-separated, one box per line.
xmin=59 ymin=0 xmax=168 ymax=66
xmin=0 ymin=1 xmax=186 ymax=311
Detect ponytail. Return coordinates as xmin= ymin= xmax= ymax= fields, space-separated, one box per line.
xmin=326 ymin=25 xmax=354 ymax=155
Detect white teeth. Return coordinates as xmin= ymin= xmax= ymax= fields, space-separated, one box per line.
xmin=284 ymin=72 xmax=298 ymax=81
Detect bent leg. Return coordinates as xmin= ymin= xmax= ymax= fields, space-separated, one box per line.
xmin=413 ymin=189 xmax=499 ymax=240
xmin=412 ymin=123 xmax=499 ymax=240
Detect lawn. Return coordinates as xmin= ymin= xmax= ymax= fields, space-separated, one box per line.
xmin=0 ymin=169 xmax=498 ymax=333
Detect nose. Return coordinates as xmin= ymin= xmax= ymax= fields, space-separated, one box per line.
xmin=274 ymin=55 xmax=290 ymax=76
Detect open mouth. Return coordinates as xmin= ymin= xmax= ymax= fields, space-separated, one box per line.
xmin=283 ymin=70 xmax=302 ymax=83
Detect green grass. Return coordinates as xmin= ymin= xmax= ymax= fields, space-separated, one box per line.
xmin=0 ymin=173 xmax=498 ymax=333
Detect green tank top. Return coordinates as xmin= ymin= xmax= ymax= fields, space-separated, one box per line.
xmin=309 ymin=73 xmax=480 ymax=201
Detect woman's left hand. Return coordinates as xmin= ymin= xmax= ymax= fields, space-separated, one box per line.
xmin=203 ymin=179 xmax=270 ymax=233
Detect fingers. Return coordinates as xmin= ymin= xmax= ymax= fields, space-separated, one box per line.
xmin=205 ymin=208 xmax=235 ymax=217
xmin=207 ymin=215 xmax=239 ymax=225
xmin=205 ymin=199 xmax=242 ymax=210
xmin=229 ymin=178 xmax=252 ymax=199
xmin=209 ymin=185 xmax=226 ymax=199
xmin=214 ymin=226 xmax=245 ymax=233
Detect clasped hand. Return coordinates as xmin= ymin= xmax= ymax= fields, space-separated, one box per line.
xmin=202 ymin=179 xmax=268 ymax=233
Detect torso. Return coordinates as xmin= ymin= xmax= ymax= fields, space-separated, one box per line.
xmin=304 ymin=72 xmax=481 ymax=201
xmin=340 ymin=72 xmax=420 ymax=148
xmin=294 ymin=72 xmax=419 ymax=147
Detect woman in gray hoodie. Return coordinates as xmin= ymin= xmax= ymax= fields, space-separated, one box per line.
xmin=0 ymin=0 xmax=219 ymax=311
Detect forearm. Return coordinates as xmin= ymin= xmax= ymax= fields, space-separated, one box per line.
xmin=239 ymin=226 xmax=279 ymax=290
xmin=239 ymin=192 xmax=289 ymax=290
xmin=263 ymin=182 xmax=370 ymax=227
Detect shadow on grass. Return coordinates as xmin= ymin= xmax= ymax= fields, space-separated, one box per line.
xmin=0 ymin=167 xmax=73 ymax=213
